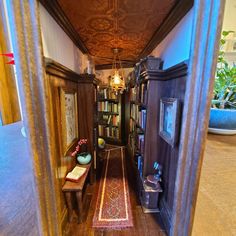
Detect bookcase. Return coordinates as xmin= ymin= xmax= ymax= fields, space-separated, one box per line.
xmin=97 ymin=87 xmax=122 ymax=144
xmin=127 ymin=56 xmax=163 ymax=211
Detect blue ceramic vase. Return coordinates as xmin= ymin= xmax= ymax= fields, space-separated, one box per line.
xmin=76 ymin=152 xmax=91 ymax=165
xmin=209 ymin=108 xmax=236 ymax=129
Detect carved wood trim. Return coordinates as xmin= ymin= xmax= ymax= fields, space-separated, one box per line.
xmin=170 ymin=0 xmax=225 ymax=235
xmin=141 ymin=61 xmax=188 ymax=81
xmin=39 ymin=0 xmax=88 ymax=54
xmin=95 ymin=61 xmax=135 ymax=70
xmin=138 ymin=0 xmax=194 ymax=59
xmin=45 ymin=58 xmax=98 ymax=84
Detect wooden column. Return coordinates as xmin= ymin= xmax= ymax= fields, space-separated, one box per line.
xmin=170 ymin=0 xmax=225 ymax=235
xmin=3 ymin=1 xmax=61 ymax=235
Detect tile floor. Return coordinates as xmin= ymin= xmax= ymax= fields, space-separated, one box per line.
xmin=192 ymin=134 xmax=236 ymax=236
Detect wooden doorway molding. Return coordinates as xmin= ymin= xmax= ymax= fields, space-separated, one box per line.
xmin=0 ymin=0 xmax=225 ymax=235
xmin=0 ymin=0 xmax=61 ymax=235
xmin=170 ymin=0 xmax=225 ymax=235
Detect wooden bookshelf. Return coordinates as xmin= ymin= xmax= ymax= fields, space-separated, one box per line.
xmin=127 ymin=56 xmax=163 ymax=211
xmin=97 ymin=87 xmax=123 ymax=144
xmin=128 ymin=57 xmax=162 ymax=176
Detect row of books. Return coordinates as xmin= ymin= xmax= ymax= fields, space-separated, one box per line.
xmin=130 ymin=84 xmax=148 ymax=105
xmin=130 ymin=103 xmax=139 ymax=120
xmin=138 ymin=109 xmax=146 ymax=130
xmin=128 ymin=134 xmax=136 ymax=157
xmin=130 ymin=87 xmax=137 ymax=101
xmin=130 ymin=105 xmax=146 ymax=129
xmin=99 ymin=114 xmax=120 ymax=126
xmin=129 ymin=118 xmax=136 ymax=133
xmin=98 ymin=88 xmax=117 ymax=100
xmin=137 ymin=155 xmax=144 ymax=177
xmin=98 ymin=101 xmax=119 ymax=113
xmin=137 ymin=134 xmax=145 ymax=155
xmin=98 ymin=126 xmax=120 ymax=139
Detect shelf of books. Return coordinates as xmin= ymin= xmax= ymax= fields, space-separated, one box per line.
xmin=97 ymin=87 xmax=122 ymax=144
xmin=127 ymin=56 xmax=163 ymax=213
xmin=128 ymin=56 xmax=162 ymax=178
xmin=128 ymin=84 xmax=147 ymax=177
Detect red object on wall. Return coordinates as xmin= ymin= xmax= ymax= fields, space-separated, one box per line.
xmin=0 ymin=53 xmax=15 ymax=65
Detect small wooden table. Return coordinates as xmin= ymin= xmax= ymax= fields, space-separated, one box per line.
xmin=62 ymin=163 xmax=91 ymax=223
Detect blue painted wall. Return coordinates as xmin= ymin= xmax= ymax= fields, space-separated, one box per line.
xmin=151 ymin=8 xmax=194 ymax=69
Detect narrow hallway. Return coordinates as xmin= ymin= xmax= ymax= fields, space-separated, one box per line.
xmin=0 ymin=1 xmax=228 ymax=235
xmin=66 ymin=145 xmax=165 ymax=236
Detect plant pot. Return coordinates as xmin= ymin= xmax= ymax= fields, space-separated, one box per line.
xmin=76 ymin=152 xmax=91 ymax=165
xmin=208 ymin=108 xmax=236 ymax=135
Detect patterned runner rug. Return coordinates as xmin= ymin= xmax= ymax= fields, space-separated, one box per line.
xmin=92 ymin=146 xmax=133 ymax=229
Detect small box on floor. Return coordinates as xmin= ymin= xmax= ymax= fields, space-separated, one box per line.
xmin=139 ymin=176 xmax=163 ymax=213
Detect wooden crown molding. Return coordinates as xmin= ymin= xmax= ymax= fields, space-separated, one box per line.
xmin=141 ymin=60 xmax=188 ymax=81
xmin=138 ymin=0 xmax=194 ymax=59
xmin=39 ymin=0 xmax=88 ymax=54
xmin=95 ymin=61 xmax=135 ymax=70
xmin=45 ymin=57 xmax=98 ymax=84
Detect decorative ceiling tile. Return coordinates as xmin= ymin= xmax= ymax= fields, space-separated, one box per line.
xmin=58 ymin=0 xmax=177 ymax=65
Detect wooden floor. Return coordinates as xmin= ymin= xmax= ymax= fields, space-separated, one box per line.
xmin=65 ymin=149 xmax=166 ymax=236
xmin=192 ymin=134 xmax=236 ymax=235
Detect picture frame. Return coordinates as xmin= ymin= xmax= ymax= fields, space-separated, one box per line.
xmin=159 ymin=98 xmax=180 ymax=147
xmin=60 ymin=87 xmax=78 ymax=155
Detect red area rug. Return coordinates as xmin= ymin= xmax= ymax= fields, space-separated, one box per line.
xmin=92 ymin=146 xmax=133 ymax=229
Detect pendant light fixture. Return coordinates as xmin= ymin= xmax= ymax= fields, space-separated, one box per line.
xmin=110 ymin=48 xmax=126 ymax=95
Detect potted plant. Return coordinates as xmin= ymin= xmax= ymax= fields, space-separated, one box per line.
xmin=209 ymin=31 xmax=236 ymax=135
xmin=71 ymin=139 xmax=92 ymax=165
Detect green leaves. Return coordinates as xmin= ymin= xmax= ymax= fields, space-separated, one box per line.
xmin=213 ymin=31 xmax=236 ymax=109
xmin=222 ymin=30 xmax=235 ymax=37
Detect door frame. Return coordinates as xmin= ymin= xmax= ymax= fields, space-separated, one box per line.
xmin=170 ymin=0 xmax=225 ymax=235
xmin=0 ymin=0 xmax=226 ymax=235
xmin=0 ymin=0 xmax=61 ymax=235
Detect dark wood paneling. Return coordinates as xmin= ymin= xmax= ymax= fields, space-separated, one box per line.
xmin=46 ymin=59 xmax=98 ymax=231
xmin=157 ymin=75 xmax=187 ymax=232
xmin=77 ymin=79 xmax=97 ymax=160
xmin=0 ymin=122 xmax=39 ymax=236
xmin=39 ymin=0 xmax=88 ymax=53
xmin=137 ymin=61 xmax=188 ymax=233
xmin=95 ymin=62 xmax=135 ymax=71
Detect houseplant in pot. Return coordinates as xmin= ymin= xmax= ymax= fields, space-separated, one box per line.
xmin=71 ymin=138 xmax=92 ymax=164
xmin=209 ymin=31 xmax=236 ymax=135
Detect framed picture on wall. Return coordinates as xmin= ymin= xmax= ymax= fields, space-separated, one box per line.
xmin=60 ymin=87 xmax=78 ymax=155
xmin=159 ymin=98 xmax=180 ymax=147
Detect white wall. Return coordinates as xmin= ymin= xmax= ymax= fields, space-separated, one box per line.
xmin=221 ymin=0 xmax=236 ymax=66
xmin=151 ymin=8 xmax=194 ymax=69
xmin=222 ymin=0 xmax=236 ymax=31
xmin=39 ymin=3 xmax=87 ymax=73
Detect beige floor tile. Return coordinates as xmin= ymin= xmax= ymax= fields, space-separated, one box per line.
xmin=192 ymin=134 xmax=236 ymax=236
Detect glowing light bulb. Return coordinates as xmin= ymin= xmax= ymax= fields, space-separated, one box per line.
xmin=113 ymin=70 xmax=121 ymax=85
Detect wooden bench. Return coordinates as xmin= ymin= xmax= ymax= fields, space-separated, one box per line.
xmin=62 ymin=163 xmax=91 ymax=223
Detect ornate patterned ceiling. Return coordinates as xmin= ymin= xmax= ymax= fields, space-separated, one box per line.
xmin=58 ymin=0 xmax=178 ymax=65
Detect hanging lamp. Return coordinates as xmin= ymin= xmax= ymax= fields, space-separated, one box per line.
xmin=110 ymin=48 xmax=126 ymax=95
